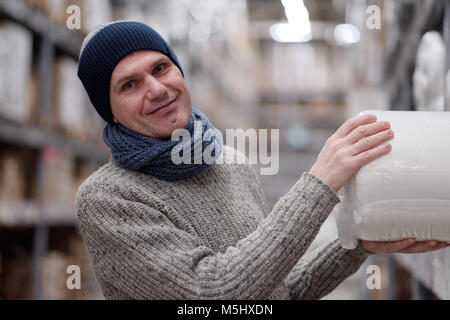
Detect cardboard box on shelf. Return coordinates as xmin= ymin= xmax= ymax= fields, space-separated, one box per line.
xmin=0 ymin=22 xmax=33 ymax=123
xmin=42 ymin=249 xmax=96 ymax=300
xmin=72 ymin=159 xmax=99 ymax=201
xmin=66 ymin=234 xmax=103 ymax=299
xmin=28 ymin=66 xmax=41 ymax=126
xmin=82 ymin=97 xmax=106 ymax=144
xmin=0 ymin=150 xmax=27 ymax=203
xmin=0 ymin=256 xmax=34 ymax=299
xmin=42 ymin=235 xmax=101 ymax=299
xmin=40 ymin=146 xmax=75 ymax=205
xmin=0 ymin=149 xmax=40 ymax=226
xmin=26 ymin=0 xmax=51 ymax=15
xmin=45 ymin=0 xmax=69 ymax=25
xmin=53 ymin=56 xmax=106 ymax=143
xmin=53 ymin=57 xmax=90 ymax=141
xmin=41 ymin=251 xmax=69 ymax=299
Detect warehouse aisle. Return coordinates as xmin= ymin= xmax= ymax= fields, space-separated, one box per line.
xmin=0 ymin=0 xmax=448 ymax=300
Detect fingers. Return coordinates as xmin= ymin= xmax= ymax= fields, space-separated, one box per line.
xmin=334 ymin=115 xmax=394 ymax=167
xmin=310 ymin=113 xmax=391 ymax=192
xmin=436 ymin=242 xmax=450 ymax=250
xmin=381 ymin=238 xmax=415 ymax=253
xmin=345 ymin=121 xmax=391 ymax=144
xmin=334 ymin=114 xmax=377 ymax=139
xmin=385 ymin=238 xmax=416 ymax=252
xmin=362 ymin=238 xmax=415 ymax=254
xmin=345 ymin=120 xmax=391 ymax=144
xmin=353 ymin=140 xmax=392 ymax=166
xmin=399 ymin=240 xmax=445 ymax=254
xmin=363 ymin=239 xmax=450 ymax=254
xmin=351 ymin=127 xmax=394 ymax=156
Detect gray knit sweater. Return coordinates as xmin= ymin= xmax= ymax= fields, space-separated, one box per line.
xmin=75 ymin=145 xmax=368 ymax=300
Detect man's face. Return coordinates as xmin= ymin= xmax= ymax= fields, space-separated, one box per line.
xmin=109 ymin=50 xmax=191 ymax=139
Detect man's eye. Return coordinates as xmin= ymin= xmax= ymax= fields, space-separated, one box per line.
xmin=154 ymin=64 xmax=165 ymax=74
xmin=123 ymin=81 xmax=135 ymax=90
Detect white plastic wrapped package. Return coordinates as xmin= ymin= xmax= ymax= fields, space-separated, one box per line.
xmin=413 ymin=31 xmax=446 ymax=111
xmin=335 ymin=110 xmax=450 ymax=249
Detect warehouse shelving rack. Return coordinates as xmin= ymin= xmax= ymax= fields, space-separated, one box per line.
xmin=385 ymin=0 xmax=446 ymax=110
xmin=0 ymin=0 xmax=82 ymax=59
xmin=0 ymin=0 xmax=108 ymax=299
xmin=381 ymin=0 xmax=450 ymax=300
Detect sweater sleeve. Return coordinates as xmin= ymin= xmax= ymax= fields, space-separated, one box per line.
xmin=75 ymin=172 xmax=340 ymax=299
xmin=284 ymin=238 xmax=368 ymax=300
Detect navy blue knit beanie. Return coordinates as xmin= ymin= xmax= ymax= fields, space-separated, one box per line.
xmin=77 ymin=21 xmax=184 ymax=123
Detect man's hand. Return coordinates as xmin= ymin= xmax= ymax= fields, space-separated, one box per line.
xmin=309 ymin=113 xmax=393 ymax=192
xmin=362 ymin=238 xmax=450 ymax=254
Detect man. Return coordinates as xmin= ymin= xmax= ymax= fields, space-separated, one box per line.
xmin=76 ymin=21 xmax=448 ymax=300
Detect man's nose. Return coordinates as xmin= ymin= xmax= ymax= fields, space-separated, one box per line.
xmin=144 ymin=75 xmax=167 ymax=101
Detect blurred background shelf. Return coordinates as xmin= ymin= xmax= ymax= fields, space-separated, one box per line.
xmin=0 ymin=0 xmax=108 ymax=300
xmin=0 ymin=118 xmax=109 ymax=162
xmin=383 ymin=0 xmax=445 ymax=109
xmin=0 ymin=202 xmax=75 ymax=227
xmin=0 ymin=0 xmax=84 ymax=58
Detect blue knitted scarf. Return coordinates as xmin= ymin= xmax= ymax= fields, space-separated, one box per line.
xmin=103 ymin=109 xmax=223 ymax=181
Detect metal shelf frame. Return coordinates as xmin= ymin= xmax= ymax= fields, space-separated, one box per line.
xmin=0 ymin=0 xmax=108 ymax=299
xmin=0 ymin=119 xmax=109 ymax=163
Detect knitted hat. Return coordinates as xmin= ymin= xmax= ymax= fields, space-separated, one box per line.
xmin=77 ymin=21 xmax=184 ymax=123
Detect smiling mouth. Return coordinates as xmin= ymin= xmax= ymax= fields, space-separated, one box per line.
xmin=149 ymin=98 xmax=177 ymax=114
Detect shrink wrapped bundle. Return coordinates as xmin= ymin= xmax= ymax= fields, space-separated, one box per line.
xmin=335 ymin=110 xmax=450 ymax=249
xmin=413 ymin=31 xmax=446 ymax=111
